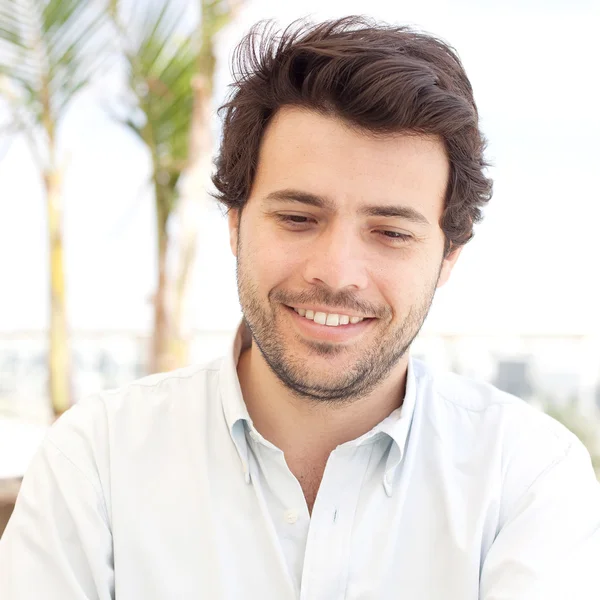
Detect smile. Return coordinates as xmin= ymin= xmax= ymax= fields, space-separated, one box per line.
xmin=289 ymin=306 xmax=367 ymax=327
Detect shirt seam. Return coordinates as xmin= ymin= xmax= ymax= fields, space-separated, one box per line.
xmin=502 ymin=441 xmax=574 ymax=527
xmin=435 ymin=386 xmax=520 ymax=413
xmin=435 ymin=384 xmax=572 ymax=452
xmin=46 ymin=438 xmax=111 ymax=528
xmin=102 ymin=366 xmax=221 ymax=392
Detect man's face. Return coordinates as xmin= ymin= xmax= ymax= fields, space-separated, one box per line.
xmin=229 ymin=107 xmax=461 ymax=403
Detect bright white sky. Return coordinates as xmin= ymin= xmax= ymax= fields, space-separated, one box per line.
xmin=0 ymin=0 xmax=598 ymax=336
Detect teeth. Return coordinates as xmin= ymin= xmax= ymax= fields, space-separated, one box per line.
xmin=292 ymin=307 xmax=365 ymax=327
xmin=314 ymin=312 xmax=327 ymax=325
xmin=325 ymin=314 xmax=339 ymax=326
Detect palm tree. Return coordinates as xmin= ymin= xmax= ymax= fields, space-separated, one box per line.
xmin=0 ymin=0 xmax=110 ymax=416
xmin=170 ymin=0 xmax=244 ymax=368
xmin=109 ymin=0 xmax=242 ymax=374
xmin=108 ymin=0 xmax=198 ymax=374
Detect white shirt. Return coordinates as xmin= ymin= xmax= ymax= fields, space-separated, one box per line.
xmin=1 ymin=322 xmax=599 ymax=599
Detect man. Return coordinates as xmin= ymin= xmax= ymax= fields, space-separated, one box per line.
xmin=1 ymin=16 xmax=599 ymax=600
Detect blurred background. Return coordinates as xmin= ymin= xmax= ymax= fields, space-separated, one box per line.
xmin=1 ymin=0 xmax=599 ymax=533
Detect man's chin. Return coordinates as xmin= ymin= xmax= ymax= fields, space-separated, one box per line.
xmin=272 ymin=352 xmax=362 ymax=393
xmin=286 ymin=334 xmax=361 ymax=361
xmin=277 ymin=374 xmax=358 ymax=402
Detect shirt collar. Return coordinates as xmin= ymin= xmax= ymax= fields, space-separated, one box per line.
xmin=219 ymin=319 xmax=419 ymax=494
xmin=219 ymin=320 xmax=253 ymax=483
xmin=378 ymin=357 xmax=418 ymax=496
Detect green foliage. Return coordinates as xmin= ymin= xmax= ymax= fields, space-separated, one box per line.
xmin=0 ymin=0 xmax=112 ymax=415
xmin=198 ymin=0 xmax=243 ymax=88
xmin=0 ymin=0 xmax=111 ymax=142
xmin=108 ymin=0 xmax=198 ymax=220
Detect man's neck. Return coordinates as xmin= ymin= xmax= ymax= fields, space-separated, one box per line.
xmin=236 ymin=343 xmax=408 ymax=460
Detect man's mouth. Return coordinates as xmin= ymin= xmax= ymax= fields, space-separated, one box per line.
xmin=285 ymin=304 xmax=375 ymax=328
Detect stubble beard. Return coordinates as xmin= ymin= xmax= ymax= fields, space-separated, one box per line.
xmin=236 ymin=246 xmax=440 ymax=405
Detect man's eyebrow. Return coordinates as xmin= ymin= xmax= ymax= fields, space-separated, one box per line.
xmin=360 ymin=204 xmax=430 ymax=225
xmin=263 ymin=188 xmax=431 ymax=226
xmin=264 ymin=189 xmax=334 ymax=210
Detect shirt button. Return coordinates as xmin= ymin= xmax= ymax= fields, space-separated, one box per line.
xmin=284 ymin=509 xmax=298 ymax=524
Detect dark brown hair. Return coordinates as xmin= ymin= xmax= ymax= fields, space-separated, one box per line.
xmin=212 ymin=16 xmax=493 ymax=253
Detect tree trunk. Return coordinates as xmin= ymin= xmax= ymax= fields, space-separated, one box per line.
xmin=150 ymin=193 xmax=171 ymax=374
xmin=152 ymin=0 xmax=243 ymax=371
xmin=169 ymin=74 xmax=213 ymax=368
xmin=45 ymin=168 xmax=71 ymax=416
xmin=167 ymin=0 xmax=239 ymax=369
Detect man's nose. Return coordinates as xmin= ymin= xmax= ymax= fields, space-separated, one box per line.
xmin=301 ymin=223 xmax=369 ymax=292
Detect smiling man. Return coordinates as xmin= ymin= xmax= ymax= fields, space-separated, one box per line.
xmin=2 ymin=16 xmax=599 ymax=600
xmin=231 ymin=108 xmax=457 ymax=513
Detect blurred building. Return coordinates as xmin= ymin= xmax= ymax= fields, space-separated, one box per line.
xmin=1 ymin=330 xmax=599 ymax=423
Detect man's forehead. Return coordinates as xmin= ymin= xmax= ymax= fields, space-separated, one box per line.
xmin=263 ymin=105 xmax=443 ymax=147
xmin=258 ymin=108 xmax=448 ymax=177
xmin=251 ymin=108 xmax=449 ymax=222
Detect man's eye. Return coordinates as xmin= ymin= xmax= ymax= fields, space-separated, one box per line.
xmin=378 ymin=231 xmax=412 ymax=242
xmin=277 ymin=215 xmax=312 ymax=225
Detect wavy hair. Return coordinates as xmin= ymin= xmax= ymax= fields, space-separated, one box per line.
xmin=212 ymin=16 xmax=493 ymax=253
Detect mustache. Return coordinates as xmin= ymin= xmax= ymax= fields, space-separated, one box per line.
xmin=271 ymin=289 xmax=389 ymax=319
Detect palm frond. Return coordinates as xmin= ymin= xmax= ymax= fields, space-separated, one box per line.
xmin=135 ymin=1 xmax=173 ymax=75
xmin=0 ymin=24 xmax=21 ymax=45
xmin=47 ymin=7 xmax=105 ymax=73
xmin=110 ymin=0 xmax=197 ymax=180
xmin=0 ymin=0 xmax=112 ymax=123
xmin=123 ymin=117 xmax=148 ymax=143
xmin=43 ymin=0 xmax=85 ymax=39
xmin=0 ymin=2 xmax=31 ymax=42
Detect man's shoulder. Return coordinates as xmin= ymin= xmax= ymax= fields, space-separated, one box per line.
xmin=84 ymin=357 xmax=224 ymax=415
xmin=45 ymin=356 xmax=227 ymax=458
xmin=413 ymin=358 xmax=578 ymax=456
xmin=414 ymin=360 xmax=588 ymax=519
xmin=102 ymin=357 xmax=224 ymax=405
xmin=414 ymin=358 xmax=525 ymax=412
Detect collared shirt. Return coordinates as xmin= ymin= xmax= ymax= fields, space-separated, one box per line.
xmin=1 ymin=321 xmax=599 ymax=599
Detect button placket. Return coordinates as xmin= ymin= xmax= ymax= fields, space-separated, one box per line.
xmin=300 ymin=444 xmax=373 ymax=600
xmin=284 ymin=509 xmax=299 ymax=524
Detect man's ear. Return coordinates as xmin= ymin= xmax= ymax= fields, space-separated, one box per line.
xmin=228 ymin=208 xmax=240 ymax=258
xmin=437 ymin=244 xmax=463 ymax=289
